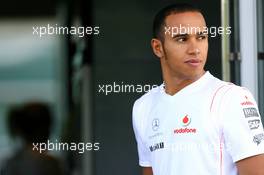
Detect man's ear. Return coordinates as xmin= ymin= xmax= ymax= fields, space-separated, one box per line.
xmin=151 ymin=38 xmax=164 ymax=58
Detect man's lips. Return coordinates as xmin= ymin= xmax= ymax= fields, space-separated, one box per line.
xmin=184 ymin=59 xmax=202 ymax=67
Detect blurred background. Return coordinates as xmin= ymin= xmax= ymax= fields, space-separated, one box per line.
xmin=0 ymin=0 xmax=263 ymax=174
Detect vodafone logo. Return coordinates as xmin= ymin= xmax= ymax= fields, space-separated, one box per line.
xmin=182 ymin=115 xmax=191 ymax=126
xmin=174 ymin=128 xmax=196 ymax=134
xmin=174 ymin=115 xmax=197 ymax=134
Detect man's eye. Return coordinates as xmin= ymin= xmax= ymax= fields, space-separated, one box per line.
xmin=197 ymin=35 xmax=207 ymax=40
xmin=176 ymin=37 xmax=187 ymax=42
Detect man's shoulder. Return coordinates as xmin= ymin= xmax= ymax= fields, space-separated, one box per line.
xmin=132 ymin=84 xmax=162 ymax=118
xmin=210 ymin=75 xmax=251 ymax=96
xmin=207 ymin=73 xmax=228 ymax=86
xmin=134 ymin=84 xmax=161 ymax=104
xmin=209 ymin=76 xmax=255 ymax=107
xmin=207 ymin=73 xmax=239 ymax=93
xmin=206 ymin=73 xmax=245 ymax=107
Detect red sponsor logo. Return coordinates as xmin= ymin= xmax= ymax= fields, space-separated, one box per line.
xmin=241 ymin=96 xmax=254 ymax=106
xmin=174 ymin=128 xmax=196 ymax=134
xmin=182 ymin=115 xmax=191 ymax=126
xmin=174 ymin=115 xmax=197 ymax=134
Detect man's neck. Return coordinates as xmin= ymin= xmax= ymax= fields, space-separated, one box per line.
xmin=163 ymin=71 xmax=205 ymax=96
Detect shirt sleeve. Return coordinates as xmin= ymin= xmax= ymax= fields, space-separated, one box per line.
xmin=221 ymin=86 xmax=264 ymax=162
xmin=132 ymin=99 xmax=152 ymax=167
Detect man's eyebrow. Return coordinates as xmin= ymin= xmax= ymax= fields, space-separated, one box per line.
xmin=196 ymin=31 xmax=208 ymax=35
xmin=172 ymin=31 xmax=208 ymax=38
xmin=173 ymin=33 xmax=188 ymax=38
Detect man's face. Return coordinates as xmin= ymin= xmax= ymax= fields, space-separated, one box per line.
xmin=160 ymin=11 xmax=208 ymax=80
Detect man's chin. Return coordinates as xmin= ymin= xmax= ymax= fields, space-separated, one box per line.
xmin=183 ymin=69 xmax=205 ymax=80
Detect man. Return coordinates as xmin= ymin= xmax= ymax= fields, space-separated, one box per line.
xmin=1 ymin=102 xmax=64 ymax=175
xmin=132 ymin=3 xmax=264 ymax=175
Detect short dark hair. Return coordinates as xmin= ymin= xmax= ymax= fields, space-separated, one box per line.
xmin=153 ymin=3 xmax=202 ymax=41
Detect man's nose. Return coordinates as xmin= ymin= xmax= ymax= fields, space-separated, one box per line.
xmin=187 ymin=40 xmax=200 ymax=55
